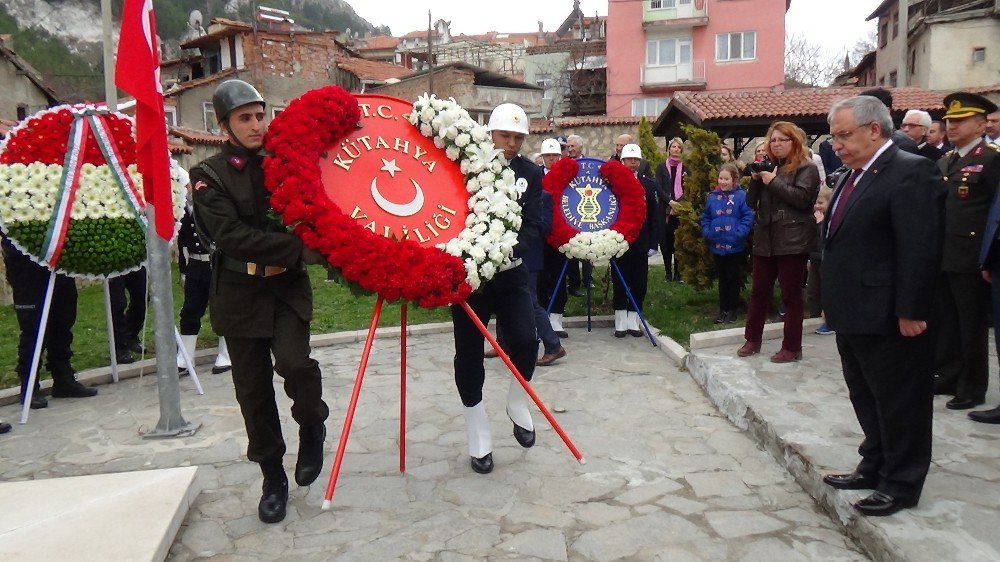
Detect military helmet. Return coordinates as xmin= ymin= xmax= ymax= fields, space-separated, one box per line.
xmin=212 ymin=80 xmax=265 ymax=123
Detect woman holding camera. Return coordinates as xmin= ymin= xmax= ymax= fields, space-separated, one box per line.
xmin=738 ymin=121 xmax=820 ymax=363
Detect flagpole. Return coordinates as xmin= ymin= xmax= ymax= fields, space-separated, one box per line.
xmin=109 ymin=0 xmax=199 ymax=437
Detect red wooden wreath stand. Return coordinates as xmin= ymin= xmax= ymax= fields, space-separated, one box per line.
xmin=321 ymin=299 xmax=586 ymax=510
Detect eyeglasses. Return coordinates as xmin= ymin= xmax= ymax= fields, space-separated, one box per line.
xmin=900 ymin=122 xmax=926 ymax=130
xmin=769 ymin=137 xmax=793 ymax=144
xmin=830 ymin=122 xmax=873 ymax=143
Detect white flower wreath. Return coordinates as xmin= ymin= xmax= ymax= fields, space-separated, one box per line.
xmin=408 ymin=93 xmax=521 ymax=291
xmin=561 ymin=230 xmax=629 ymax=263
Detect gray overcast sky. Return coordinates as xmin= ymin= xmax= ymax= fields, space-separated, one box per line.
xmin=346 ymin=1 xmax=877 ymax=58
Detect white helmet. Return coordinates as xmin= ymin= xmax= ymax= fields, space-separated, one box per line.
xmin=487 ymin=103 xmax=529 ymax=134
xmin=540 ymin=138 xmax=562 ymax=155
xmin=621 ymin=143 xmax=642 ymax=160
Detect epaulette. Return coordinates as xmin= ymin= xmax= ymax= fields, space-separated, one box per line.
xmin=944 ymin=149 xmax=956 ymax=157
xmin=987 ymin=143 xmax=1000 ymax=153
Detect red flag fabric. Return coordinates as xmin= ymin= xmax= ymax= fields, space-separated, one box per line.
xmin=115 ymin=0 xmax=172 ymax=240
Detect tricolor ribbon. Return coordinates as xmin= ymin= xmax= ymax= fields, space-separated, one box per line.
xmin=41 ymin=116 xmax=90 ymax=266
xmin=88 ymin=113 xmax=147 ymax=229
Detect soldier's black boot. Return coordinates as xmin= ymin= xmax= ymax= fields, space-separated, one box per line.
xmin=258 ymin=460 xmax=288 ymax=523
xmin=294 ymin=423 xmax=326 ymax=486
xmin=49 ymin=364 xmax=98 ymax=398
xmin=17 ymin=372 xmax=47 ymax=409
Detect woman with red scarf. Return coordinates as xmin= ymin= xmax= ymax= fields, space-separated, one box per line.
xmin=655 ymin=137 xmax=686 ymax=282
xmin=737 ymin=122 xmax=820 ymax=363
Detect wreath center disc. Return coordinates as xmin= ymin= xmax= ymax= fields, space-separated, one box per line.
xmin=318 ymin=94 xmax=469 ymax=247
xmin=559 ymin=157 xmax=619 ymax=232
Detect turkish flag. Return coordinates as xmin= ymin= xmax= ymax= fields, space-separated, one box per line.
xmin=115 ymin=0 xmax=172 ymax=241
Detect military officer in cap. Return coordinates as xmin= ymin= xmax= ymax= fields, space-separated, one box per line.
xmin=932 ymin=92 xmax=1000 ymax=411
xmin=190 ymin=79 xmax=330 ymax=523
xmin=452 ymin=102 xmax=544 ymax=475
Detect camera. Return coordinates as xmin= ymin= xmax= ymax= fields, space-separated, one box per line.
xmin=748 ymin=157 xmax=776 ymax=174
xmin=826 ymin=166 xmax=849 ymax=188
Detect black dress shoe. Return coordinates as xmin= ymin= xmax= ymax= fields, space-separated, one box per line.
xmin=258 ymin=476 xmax=289 ymax=523
xmin=0 ymin=422 xmax=10 ymax=434
xmin=614 ymin=330 xmax=627 ymax=338
xmin=968 ymin=405 xmax=1000 ymax=424
xmin=114 ymin=350 xmax=137 ymax=364
xmin=294 ymin=423 xmax=326 ymax=486
xmin=127 ymin=338 xmax=144 ymax=354
xmin=555 ymin=330 xmax=569 ymax=338
xmin=853 ymin=491 xmax=917 ymax=517
xmin=569 ymin=287 xmax=583 ymax=297
xmin=22 ymin=394 xmax=48 ymax=409
xmin=470 ymin=453 xmax=493 ymax=474
xmin=822 ymin=472 xmax=878 ymax=490
xmin=52 ymin=379 xmax=98 ymax=398
xmin=512 ymin=423 xmax=535 ymax=448
xmin=628 ymin=329 xmax=643 ymax=337
xmin=211 ymin=365 xmax=232 ymax=374
xmin=946 ymin=397 xmax=985 ymax=410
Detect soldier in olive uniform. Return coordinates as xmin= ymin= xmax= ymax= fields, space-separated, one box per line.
xmin=190 ymin=80 xmax=329 ymax=524
xmin=932 ymin=92 xmax=1000 ymax=411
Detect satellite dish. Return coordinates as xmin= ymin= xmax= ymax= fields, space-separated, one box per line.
xmin=189 ymin=10 xmax=204 ymax=30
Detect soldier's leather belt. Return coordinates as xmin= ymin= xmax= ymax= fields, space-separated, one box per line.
xmin=219 ymin=255 xmax=286 ymax=277
xmin=183 ymin=249 xmax=211 ymax=262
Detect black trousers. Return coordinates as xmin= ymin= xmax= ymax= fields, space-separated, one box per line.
xmin=932 ymin=271 xmax=989 ymax=400
xmin=612 ymin=245 xmax=649 ymax=311
xmin=836 ymin=332 xmax=933 ymax=502
xmin=451 ymin=265 xmax=537 ymax=407
xmin=659 ymin=212 xmax=680 ymax=280
xmin=179 ymin=261 xmax=211 ymax=335
xmin=539 ymin=246 xmax=567 ymax=314
xmin=3 ymin=240 xmax=77 ymax=385
xmin=566 ymin=259 xmax=592 ymax=291
xmin=109 ymin=267 xmax=147 ymax=349
xmin=713 ymin=252 xmax=743 ymax=313
xmin=226 ymin=299 xmax=329 ymax=463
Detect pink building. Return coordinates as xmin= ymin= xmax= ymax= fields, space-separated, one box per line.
xmin=606 ymin=0 xmax=788 ymax=118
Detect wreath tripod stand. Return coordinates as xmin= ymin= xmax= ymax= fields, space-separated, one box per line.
xmin=321 ymin=298 xmax=586 ymax=509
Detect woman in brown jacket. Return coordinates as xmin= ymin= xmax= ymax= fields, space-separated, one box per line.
xmin=738 ymin=121 xmax=821 ymax=362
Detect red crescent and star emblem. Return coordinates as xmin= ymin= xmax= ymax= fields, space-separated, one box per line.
xmin=318 ymin=95 xmax=469 ymax=248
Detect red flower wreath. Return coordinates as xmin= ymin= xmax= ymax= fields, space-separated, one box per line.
xmin=262 ymin=86 xmax=472 ymax=308
xmin=542 ymin=157 xmax=646 ymax=259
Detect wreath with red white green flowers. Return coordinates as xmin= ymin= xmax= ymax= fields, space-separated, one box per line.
xmin=542 ymin=157 xmax=646 ymax=261
xmin=263 ymin=87 xmax=522 ymax=308
xmin=0 ymin=104 xmax=184 ymax=278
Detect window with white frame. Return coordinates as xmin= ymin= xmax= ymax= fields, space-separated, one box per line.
xmin=535 ymin=73 xmax=554 ymax=99
xmin=716 ymin=31 xmax=756 ymax=62
xmin=203 ymin=102 xmax=217 ymax=133
xmin=631 ymin=97 xmax=670 ymax=117
xmin=164 ymin=106 xmax=177 ymax=127
xmin=647 ymin=38 xmax=692 ymax=67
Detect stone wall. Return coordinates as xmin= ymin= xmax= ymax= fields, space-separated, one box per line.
xmin=522 ymin=124 xmax=666 ymax=161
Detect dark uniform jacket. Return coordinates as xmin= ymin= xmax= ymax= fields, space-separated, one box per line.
xmin=938 ymin=140 xmax=1000 ymax=273
xmin=508 ymin=155 xmax=544 ymax=263
xmin=190 ymin=143 xmax=312 ymax=338
xmin=746 ymin=159 xmax=820 ymax=257
xmin=177 ymin=203 xmax=210 ymax=275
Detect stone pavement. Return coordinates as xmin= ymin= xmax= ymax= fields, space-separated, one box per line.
xmin=687 ymin=326 xmax=1000 ymax=562
xmin=0 ymin=321 xmax=865 ymax=561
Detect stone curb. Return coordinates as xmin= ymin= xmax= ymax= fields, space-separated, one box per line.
xmin=684 ymin=336 xmax=902 ymax=562
xmin=0 ymin=315 xmax=618 ymax=408
xmin=689 ymin=316 xmax=825 ymax=350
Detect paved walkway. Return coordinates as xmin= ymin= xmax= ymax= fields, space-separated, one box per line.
xmin=687 ymin=326 xmax=1000 ymax=562
xmin=0 ymin=321 xmax=864 ymax=561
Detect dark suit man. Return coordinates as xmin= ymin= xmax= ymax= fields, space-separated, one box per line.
xmin=821 ymin=95 xmax=945 ymax=517
xmin=931 ymin=93 xmax=1000 ymax=410
xmin=861 ymin=88 xmax=920 ymax=155
xmin=901 ymin=109 xmax=945 ymax=162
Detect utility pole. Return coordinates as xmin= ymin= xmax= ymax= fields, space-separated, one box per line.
xmin=897 ymin=0 xmax=909 ymax=87
xmin=427 ymin=10 xmax=434 ymax=95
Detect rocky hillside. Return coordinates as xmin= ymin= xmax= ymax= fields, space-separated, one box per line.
xmin=1 ymin=0 xmax=386 ymax=102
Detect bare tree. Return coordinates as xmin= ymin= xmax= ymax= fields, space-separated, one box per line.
xmin=784 ymin=33 xmax=844 ymax=87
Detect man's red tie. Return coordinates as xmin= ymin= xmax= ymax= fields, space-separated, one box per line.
xmin=828 ymin=168 xmax=863 ymax=235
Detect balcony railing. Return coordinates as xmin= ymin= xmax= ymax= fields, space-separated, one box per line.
xmin=640 ymin=59 xmax=706 ymax=87
xmin=643 ymin=0 xmax=708 ymax=25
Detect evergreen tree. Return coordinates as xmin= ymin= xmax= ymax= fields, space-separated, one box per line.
xmin=671 ymin=124 xmax=720 ymax=290
xmin=637 ymin=117 xmax=664 ymax=173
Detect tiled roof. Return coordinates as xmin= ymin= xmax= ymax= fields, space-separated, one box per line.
xmin=168 ymin=139 xmax=193 ymax=154
xmin=359 ymin=35 xmax=401 ymax=51
xmin=671 ymin=87 xmax=949 ymax=122
xmin=170 ymin=126 xmax=228 ymax=146
xmin=0 ymin=118 xmax=17 ymax=137
xmin=529 ymin=115 xmax=643 ymax=134
xmin=526 ymin=40 xmax=606 ymax=57
xmin=334 ymin=55 xmax=410 ymax=81
xmin=164 ymin=68 xmax=238 ymax=98
xmin=402 ymin=29 xmax=439 ymax=39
